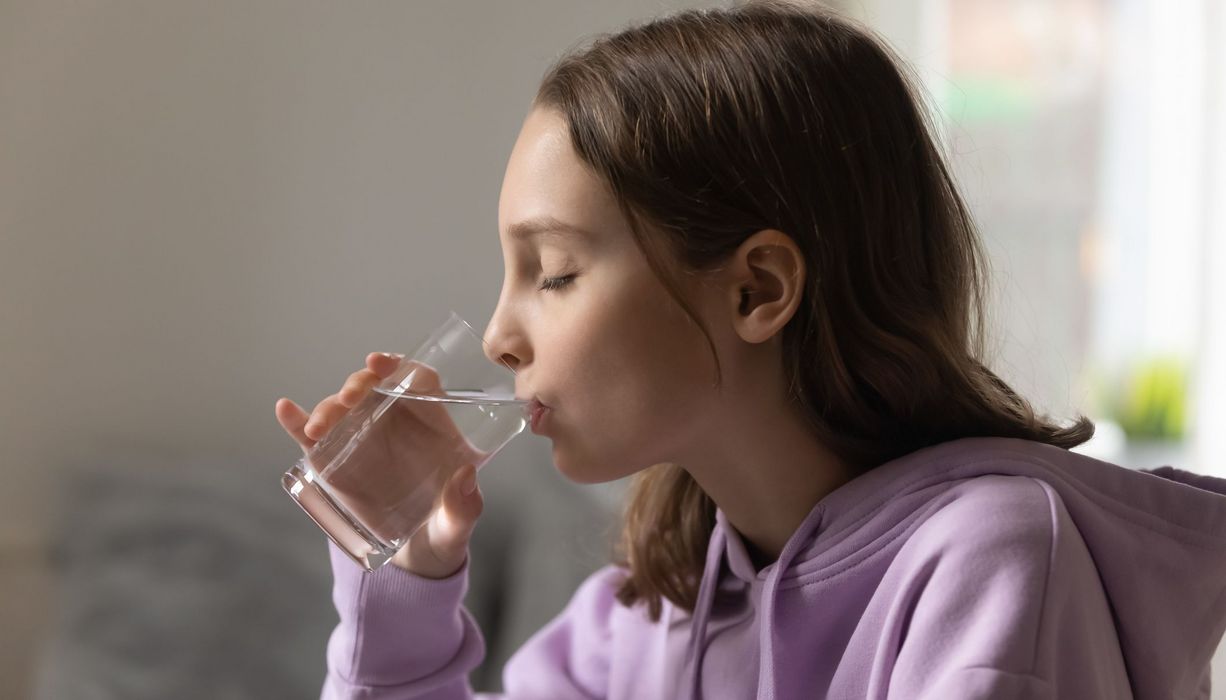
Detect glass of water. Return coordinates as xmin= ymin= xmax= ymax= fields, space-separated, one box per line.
xmin=281 ymin=311 xmax=529 ymax=571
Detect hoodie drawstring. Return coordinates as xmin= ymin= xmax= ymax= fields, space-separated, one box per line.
xmin=756 ymin=507 xmax=825 ymax=700
xmin=683 ymin=525 xmax=727 ymax=700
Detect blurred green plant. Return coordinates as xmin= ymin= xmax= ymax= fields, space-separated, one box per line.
xmin=1090 ymin=356 xmax=1191 ymax=441
xmin=941 ymin=75 xmax=1036 ymax=125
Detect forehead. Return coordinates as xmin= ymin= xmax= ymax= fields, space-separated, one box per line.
xmin=497 ymin=108 xmax=626 ymax=246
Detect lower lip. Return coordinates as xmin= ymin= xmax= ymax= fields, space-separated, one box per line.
xmin=530 ymin=405 xmax=550 ymax=434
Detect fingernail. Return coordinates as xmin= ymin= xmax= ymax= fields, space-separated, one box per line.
xmin=380 ymin=352 xmax=405 ymax=360
xmin=461 ymin=467 xmax=478 ymax=496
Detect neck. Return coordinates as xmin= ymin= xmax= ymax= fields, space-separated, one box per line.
xmin=684 ymin=399 xmax=852 ymax=570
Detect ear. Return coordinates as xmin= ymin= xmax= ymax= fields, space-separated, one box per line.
xmin=724 ymin=229 xmax=805 ymax=344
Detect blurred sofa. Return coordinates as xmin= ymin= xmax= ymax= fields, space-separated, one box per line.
xmin=30 ymin=438 xmax=623 ymax=698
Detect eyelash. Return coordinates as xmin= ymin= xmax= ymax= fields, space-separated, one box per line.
xmin=538 ymin=273 xmax=577 ymax=292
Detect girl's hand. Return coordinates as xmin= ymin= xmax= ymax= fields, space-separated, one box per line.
xmin=274 ymin=352 xmax=485 ymax=579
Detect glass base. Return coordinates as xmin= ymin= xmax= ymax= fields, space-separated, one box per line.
xmin=281 ymin=458 xmax=398 ymax=572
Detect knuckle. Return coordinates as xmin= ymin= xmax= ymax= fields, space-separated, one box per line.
xmin=404 ymin=361 xmax=442 ymax=388
xmin=311 ymin=396 xmax=336 ymax=420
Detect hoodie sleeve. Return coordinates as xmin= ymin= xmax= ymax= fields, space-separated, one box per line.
xmin=321 ymin=540 xmax=486 ymax=699
xmin=321 ymin=540 xmax=618 ymax=700
xmin=885 ymin=475 xmax=1133 ymax=700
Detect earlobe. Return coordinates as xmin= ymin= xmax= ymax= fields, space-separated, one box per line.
xmin=729 ymin=230 xmax=804 ymax=344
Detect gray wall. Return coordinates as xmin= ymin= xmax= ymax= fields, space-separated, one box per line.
xmin=1 ymin=0 xmax=731 ymax=553
xmin=0 ymin=1 xmax=722 ymax=696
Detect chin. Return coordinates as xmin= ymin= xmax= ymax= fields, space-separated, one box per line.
xmin=550 ymin=444 xmax=637 ymax=485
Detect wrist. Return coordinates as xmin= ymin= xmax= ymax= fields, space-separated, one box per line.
xmin=390 ymin=545 xmax=467 ymax=580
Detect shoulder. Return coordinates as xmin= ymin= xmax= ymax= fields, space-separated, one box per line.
xmin=572 ymin=565 xmax=628 ymax=609
xmin=502 ymin=564 xmax=633 ymax=696
xmin=882 ymin=471 xmax=1132 ymax=697
xmin=881 ymin=476 xmax=1064 ymax=642
xmin=886 ymin=474 xmax=1070 ymax=601
xmin=552 ymin=564 xmax=632 ymax=637
xmin=906 ymin=474 xmax=1061 ymax=559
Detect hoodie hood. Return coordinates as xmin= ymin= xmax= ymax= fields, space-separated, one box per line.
xmin=683 ymin=436 xmax=1226 ymax=699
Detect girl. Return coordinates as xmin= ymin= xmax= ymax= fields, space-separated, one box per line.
xmin=275 ymin=3 xmax=1226 ymax=698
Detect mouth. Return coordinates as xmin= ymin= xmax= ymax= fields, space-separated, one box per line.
xmin=525 ymin=398 xmax=550 ymax=433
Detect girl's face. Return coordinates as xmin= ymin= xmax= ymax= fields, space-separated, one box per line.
xmin=483 ymin=107 xmax=725 ymax=484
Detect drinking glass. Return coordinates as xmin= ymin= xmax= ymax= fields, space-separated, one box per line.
xmin=281 ymin=311 xmax=529 ymax=571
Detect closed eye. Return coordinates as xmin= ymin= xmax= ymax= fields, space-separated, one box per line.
xmin=539 ymin=273 xmax=577 ymax=292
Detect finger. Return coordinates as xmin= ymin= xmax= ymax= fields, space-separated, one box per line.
xmin=374 ymin=358 xmax=444 ymax=398
xmin=338 ymin=368 xmax=381 ymax=408
xmin=303 ymin=395 xmax=347 ymax=441
xmin=366 ymin=352 xmax=405 ymax=377
xmin=410 ymin=361 xmax=443 ymax=392
xmin=439 ymin=464 xmax=484 ymax=541
xmin=275 ymin=398 xmax=316 ymax=451
xmin=395 ymin=360 xmax=442 ymax=396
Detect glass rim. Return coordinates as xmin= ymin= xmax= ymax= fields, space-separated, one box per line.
xmin=372 ymin=385 xmax=529 ymax=405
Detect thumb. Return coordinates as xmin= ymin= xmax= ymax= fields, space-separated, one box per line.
xmin=434 ymin=464 xmax=484 ymax=550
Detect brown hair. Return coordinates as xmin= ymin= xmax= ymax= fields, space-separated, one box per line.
xmin=533 ymin=1 xmax=1093 ymax=621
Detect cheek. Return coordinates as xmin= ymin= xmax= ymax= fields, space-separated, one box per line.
xmin=546 ymin=298 xmax=716 ymax=481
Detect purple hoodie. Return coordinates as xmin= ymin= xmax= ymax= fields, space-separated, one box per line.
xmin=320 ymin=437 xmax=1226 ymax=699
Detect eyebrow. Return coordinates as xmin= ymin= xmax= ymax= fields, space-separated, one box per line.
xmin=507 ymin=216 xmax=597 ymax=243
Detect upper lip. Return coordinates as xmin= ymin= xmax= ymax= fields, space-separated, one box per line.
xmin=520 ymin=395 xmax=549 ymax=409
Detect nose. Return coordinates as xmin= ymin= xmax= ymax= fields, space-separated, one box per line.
xmin=482 ymin=304 xmax=528 ymax=373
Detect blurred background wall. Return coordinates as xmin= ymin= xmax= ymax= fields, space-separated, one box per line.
xmin=0 ymin=2 xmax=721 ymax=696
xmin=1 ymin=0 xmax=1222 ymax=698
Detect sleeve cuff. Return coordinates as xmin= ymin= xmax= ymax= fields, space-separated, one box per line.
xmin=326 ymin=538 xmax=476 ymax=686
xmin=328 ymin=539 xmax=470 ymax=610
